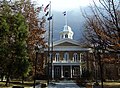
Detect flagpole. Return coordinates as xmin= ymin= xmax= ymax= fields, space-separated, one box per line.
xmin=64 ymin=11 xmax=67 ymax=26
xmin=51 ymin=14 xmax=53 ymax=80
xmin=47 ymin=1 xmax=51 ymax=85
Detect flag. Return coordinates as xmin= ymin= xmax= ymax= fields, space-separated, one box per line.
xmin=36 ymin=7 xmax=41 ymax=12
xmin=45 ymin=11 xmax=49 ymax=16
xmin=63 ymin=11 xmax=66 ymax=16
xmin=36 ymin=4 xmax=43 ymax=12
xmin=44 ymin=4 xmax=49 ymax=12
xmin=47 ymin=16 xmax=52 ymax=20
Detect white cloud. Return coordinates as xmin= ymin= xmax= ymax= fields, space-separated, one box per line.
xmin=32 ymin=0 xmax=100 ymax=11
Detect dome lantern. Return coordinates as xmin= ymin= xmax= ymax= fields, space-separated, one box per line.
xmin=60 ymin=25 xmax=74 ymax=39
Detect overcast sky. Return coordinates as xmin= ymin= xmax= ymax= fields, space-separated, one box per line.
xmin=33 ymin=0 xmax=99 ymax=12
xmin=31 ymin=0 xmax=100 ymax=40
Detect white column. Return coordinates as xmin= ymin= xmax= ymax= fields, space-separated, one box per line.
xmin=52 ymin=65 xmax=54 ymax=79
xmin=70 ymin=65 xmax=72 ymax=78
xmin=80 ymin=53 xmax=82 ymax=78
xmin=61 ymin=65 xmax=63 ymax=78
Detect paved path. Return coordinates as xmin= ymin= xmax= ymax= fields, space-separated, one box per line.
xmin=47 ymin=80 xmax=85 ymax=88
xmin=34 ymin=80 xmax=85 ymax=88
xmin=35 ymin=84 xmax=41 ymax=88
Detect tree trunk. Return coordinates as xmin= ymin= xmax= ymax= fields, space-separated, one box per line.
xmin=22 ymin=76 xmax=24 ymax=84
xmin=5 ymin=74 xmax=10 ymax=86
xmin=98 ymin=52 xmax=104 ymax=88
xmin=1 ymin=73 xmax=4 ymax=81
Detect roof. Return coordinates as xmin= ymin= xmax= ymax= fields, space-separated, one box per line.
xmin=44 ymin=38 xmax=91 ymax=51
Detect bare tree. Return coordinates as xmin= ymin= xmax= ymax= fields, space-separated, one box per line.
xmin=83 ymin=0 xmax=120 ymax=88
xmin=84 ymin=0 xmax=120 ymax=53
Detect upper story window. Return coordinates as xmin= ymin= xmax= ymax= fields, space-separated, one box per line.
xmin=73 ymin=53 xmax=78 ymax=62
xmin=80 ymin=53 xmax=86 ymax=62
xmin=55 ymin=53 xmax=60 ymax=61
xmin=49 ymin=53 xmax=52 ymax=63
xmin=65 ymin=34 xmax=68 ymax=38
xmin=62 ymin=35 xmax=63 ymax=39
xmin=64 ymin=52 xmax=69 ymax=61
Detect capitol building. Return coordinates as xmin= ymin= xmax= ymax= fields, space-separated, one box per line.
xmin=44 ymin=24 xmax=91 ymax=79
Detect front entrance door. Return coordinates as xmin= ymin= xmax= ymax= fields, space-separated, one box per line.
xmin=63 ymin=66 xmax=70 ymax=78
xmin=54 ymin=66 xmax=61 ymax=79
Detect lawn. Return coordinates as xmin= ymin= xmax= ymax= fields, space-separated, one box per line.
xmin=0 ymin=80 xmax=48 ymax=88
xmin=76 ymin=80 xmax=120 ymax=88
xmin=0 ymin=81 xmax=35 ymax=88
xmin=103 ymin=82 xmax=120 ymax=88
xmin=86 ymin=81 xmax=120 ymax=88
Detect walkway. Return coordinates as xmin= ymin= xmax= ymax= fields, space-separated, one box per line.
xmin=47 ymin=80 xmax=85 ymax=88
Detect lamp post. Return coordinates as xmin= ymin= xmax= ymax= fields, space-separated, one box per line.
xmin=96 ymin=45 xmax=104 ymax=88
xmin=92 ymin=44 xmax=98 ymax=84
xmin=34 ymin=44 xmax=44 ymax=88
xmin=47 ymin=55 xmax=49 ymax=85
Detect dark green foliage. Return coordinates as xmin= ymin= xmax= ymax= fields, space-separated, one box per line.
xmin=0 ymin=0 xmax=31 ymax=84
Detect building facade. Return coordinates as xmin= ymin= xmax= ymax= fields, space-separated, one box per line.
xmin=44 ymin=24 xmax=91 ymax=79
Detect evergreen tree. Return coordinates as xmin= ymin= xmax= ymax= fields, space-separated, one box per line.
xmin=0 ymin=0 xmax=46 ymax=85
xmin=0 ymin=0 xmax=30 ymax=86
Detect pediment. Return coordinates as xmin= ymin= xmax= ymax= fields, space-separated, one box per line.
xmin=55 ymin=42 xmax=79 ymax=46
xmin=53 ymin=38 xmax=80 ymax=46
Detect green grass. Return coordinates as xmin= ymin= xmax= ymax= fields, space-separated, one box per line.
xmin=0 ymin=81 xmax=35 ymax=88
xmin=75 ymin=79 xmax=120 ymax=88
xmin=87 ymin=81 xmax=120 ymax=88
xmin=103 ymin=82 xmax=120 ymax=88
xmin=0 ymin=80 xmax=48 ymax=88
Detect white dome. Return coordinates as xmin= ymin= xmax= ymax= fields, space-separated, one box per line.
xmin=63 ymin=25 xmax=72 ymax=31
xmin=59 ymin=25 xmax=74 ymax=39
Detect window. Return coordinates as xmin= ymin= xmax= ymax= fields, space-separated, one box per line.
xmin=64 ymin=52 xmax=69 ymax=61
xmin=73 ymin=53 xmax=78 ymax=62
xmin=65 ymin=34 xmax=68 ymax=38
xmin=55 ymin=53 xmax=60 ymax=61
xmin=55 ymin=67 xmax=60 ymax=75
xmin=49 ymin=53 xmax=52 ymax=63
xmin=61 ymin=35 xmax=63 ymax=39
xmin=73 ymin=67 xmax=79 ymax=76
xmin=81 ymin=53 xmax=85 ymax=62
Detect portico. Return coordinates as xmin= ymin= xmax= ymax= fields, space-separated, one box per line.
xmin=53 ymin=64 xmax=80 ymax=79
